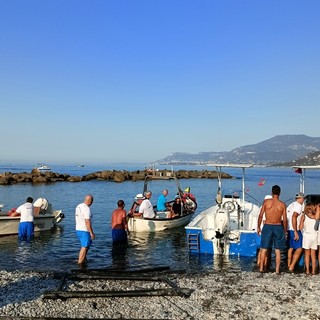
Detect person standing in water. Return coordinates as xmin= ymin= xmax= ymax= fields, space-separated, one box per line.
xmin=111 ymin=200 xmax=128 ymax=245
xmin=75 ymin=194 xmax=95 ymax=265
xmin=257 ymin=185 xmax=287 ymax=274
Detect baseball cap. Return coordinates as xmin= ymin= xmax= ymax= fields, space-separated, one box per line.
xmin=295 ymin=192 xmax=305 ymax=199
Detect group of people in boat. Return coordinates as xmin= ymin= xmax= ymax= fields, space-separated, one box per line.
xmin=109 ymin=189 xmax=196 ymax=252
xmin=127 ymin=189 xmax=187 ymax=219
xmin=257 ymin=185 xmax=320 ymax=275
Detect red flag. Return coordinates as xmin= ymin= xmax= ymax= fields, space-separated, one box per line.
xmin=294 ymin=168 xmax=302 ymax=174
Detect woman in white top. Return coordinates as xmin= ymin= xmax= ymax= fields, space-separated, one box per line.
xmin=300 ymin=204 xmax=317 ymax=275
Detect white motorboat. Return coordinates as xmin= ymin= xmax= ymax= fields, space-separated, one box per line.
xmin=0 ymin=198 xmax=64 ymax=236
xmin=185 ymin=164 xmax=261 ymax=257
xmin=35 ymin=163 xmax=51 ymax=171
xmin=127 ymin=176 xmax=197 ymax=232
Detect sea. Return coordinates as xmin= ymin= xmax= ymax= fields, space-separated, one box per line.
xmin=1 ymin=162 xmax=320 ymax=273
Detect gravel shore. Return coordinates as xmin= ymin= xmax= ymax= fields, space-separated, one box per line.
xmin=1 ymin=269 xmax=319 ymax=319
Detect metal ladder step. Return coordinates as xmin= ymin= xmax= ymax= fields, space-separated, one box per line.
xmin=187 ymin=233 xmax=199 ymax=250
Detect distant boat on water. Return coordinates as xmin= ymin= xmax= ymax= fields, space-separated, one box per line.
xmin=34 ymin=163 xmax=51 ymax=171
xmin=78 ymin=164 xmax=85 ymax=167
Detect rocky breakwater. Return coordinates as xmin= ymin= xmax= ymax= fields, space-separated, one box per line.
xmin=0 ymin=169 xmax=232 ymax=185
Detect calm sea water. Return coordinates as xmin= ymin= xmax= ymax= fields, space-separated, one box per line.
xmin=1 ymin=163 xmax=320 ymax=273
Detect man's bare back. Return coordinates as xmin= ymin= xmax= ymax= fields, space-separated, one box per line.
xmin=112 ymin=208 xmax=127 ymax=230
xmin=263 ymin=197 xmax=286 ymax=225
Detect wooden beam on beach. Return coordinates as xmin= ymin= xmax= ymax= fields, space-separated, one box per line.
xmin=66 ymin=274 xmax=170 ymax=281
xmin=42 ymin=287 xmax=194 ymax=299
xmin=71 ymin=265 xmax=171 ymax=274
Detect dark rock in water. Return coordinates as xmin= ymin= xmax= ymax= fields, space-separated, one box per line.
xmin=0 ymin=168 xmax=232 ymax=185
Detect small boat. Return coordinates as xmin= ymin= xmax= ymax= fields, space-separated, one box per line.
xmin=185 ymin=164 xmax=261 ymax=257
xmin=35 ymin=163 xmax=51 ymax=171
xmin=0 ymin=198 xmax=64 ymax=236
xmin=127 ymin=176 xmax=197 ymax=232
xmin=144 ymin=164 xmax=174 ymax=180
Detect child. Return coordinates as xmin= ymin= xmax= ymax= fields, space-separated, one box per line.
xmin=300 ymin=204 xmax=318 ymax=275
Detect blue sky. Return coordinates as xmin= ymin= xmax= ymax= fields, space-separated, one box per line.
xmin=1 ymin=0 xmax=319 ymax=164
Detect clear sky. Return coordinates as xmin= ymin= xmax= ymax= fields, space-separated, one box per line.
xmin=1 ymin=0 xmax=319 ymax=164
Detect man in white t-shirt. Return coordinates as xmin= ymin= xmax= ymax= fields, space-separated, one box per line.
xmin=13 ymin=197 xmax=36 ymax=241
xmin=139 ymin=191 xmax=155 ymax=218
xmin=75 ymin=194 xmax=95 ymax=265
xmin=287 ymin=192 xmax=304 ymax=271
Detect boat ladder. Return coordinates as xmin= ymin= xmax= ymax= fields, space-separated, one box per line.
xmin=187 ymin=233 xmax=200 ymax=251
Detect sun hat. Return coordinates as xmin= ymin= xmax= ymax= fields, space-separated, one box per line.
xmin=135 ymin=193 xmax=145 ymax=200
xmin=264 ymin=195 xmax=272 ymax=200
xmin=295 ymin=192 xmax=305 ymax=199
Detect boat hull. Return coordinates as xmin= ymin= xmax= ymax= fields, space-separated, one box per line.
xmin=0 ymin=212 xmax=63 ymax=237
xmin=186 ymin=227 xmax=261 ymax=257
xmin=128 ymin=212 xmax=194 ymax=232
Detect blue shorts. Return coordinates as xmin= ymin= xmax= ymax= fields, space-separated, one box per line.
xmin=287 ymin=230 xmax=303 ymax=249
xmin=18 ymin=222 xmax=34 ymax=241
xmin=77 ymin=231 xmax=92 ymax=248
xmin=260 ymin=224 xmax=286 ymax=250
xmin=112 ymin=229 xmax=128 ymax=244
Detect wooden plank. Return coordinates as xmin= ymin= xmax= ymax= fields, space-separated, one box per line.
xmin=43 ymin=288 xmax=193 ymax=299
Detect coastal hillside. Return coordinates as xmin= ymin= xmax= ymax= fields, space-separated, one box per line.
xmin=157 ymin=134 xmax=320 ymax=166
xmin=277 ymin=150 xmax=320 ymax=167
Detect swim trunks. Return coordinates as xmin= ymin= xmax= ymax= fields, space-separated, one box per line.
xmin=76 ymin=230 xmax=92 ymax=248
xmin=260 ymin=224 xmax=286 ymax=250
xmin=18 ymin=221 xmax=34 ymax=241
xmin=287 ymin=230 xmax=303 ymax=249
xmin=112 ymin=229 xmax=128 ymax=244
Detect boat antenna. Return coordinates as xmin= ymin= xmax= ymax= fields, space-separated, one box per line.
xmin=215 ymin=166 xmax=223 ymax=205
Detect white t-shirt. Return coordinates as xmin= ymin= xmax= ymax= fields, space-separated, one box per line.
xmin=75 ymin=203 xmax=92 ymax=231
xmin=139 ymin=199 xmax=155 ymax=218
xmin=16 ymin=202 xmax=34 ymax=222
xmin=287 ymin=201 xmax=303 ymax=231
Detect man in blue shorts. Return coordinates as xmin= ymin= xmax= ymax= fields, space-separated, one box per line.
xmin=12 ymin=197 xmax=36 ymax=241
xmin=257 ymin=185 xmax=287 ymax=274
xmin=75 ymin=194 xmax=95 ymax=265
xmin=111 ymin=200 xmax=128 ymax=245
xmin=287 ymin=192 xmax=304 ymax=271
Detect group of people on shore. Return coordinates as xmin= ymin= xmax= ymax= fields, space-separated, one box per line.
xmin=257 ymin=185 xmax=320 ymax=275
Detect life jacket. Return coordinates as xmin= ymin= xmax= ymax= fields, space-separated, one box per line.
xmin=8 ymin=208 xmax=18 ymax=216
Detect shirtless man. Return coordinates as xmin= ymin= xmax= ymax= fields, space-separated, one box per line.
xmin=257 ymin=185 xmax=287 ymax=274
xmin=111 ymin=200 xmax=128 ymax=245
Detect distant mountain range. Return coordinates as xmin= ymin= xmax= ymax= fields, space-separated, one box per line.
xmin=156 ymin=135 xmax=320 ymax=166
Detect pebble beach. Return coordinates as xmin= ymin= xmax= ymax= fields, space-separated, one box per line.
xmin=1 ymin=269 xmax=319 ymax=319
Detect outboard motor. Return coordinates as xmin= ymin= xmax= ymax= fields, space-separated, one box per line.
xmin=214 ymin=209 xmax=230 ymax=239
xmin=34 ymin=198 xmax=50 ymax=215
xmin=213 ymin=207 xmax=231 ymax=255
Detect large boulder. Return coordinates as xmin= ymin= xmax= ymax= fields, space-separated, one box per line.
xmin=32 ymin=176 xmax=49 ymax=184
xmin=67 ymin=176 xmax=82 ymax=182
xmin=0 ymin=172 xmax=15 ymax=185
xmin=113 ymin=172 xmax=126 ymax=183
